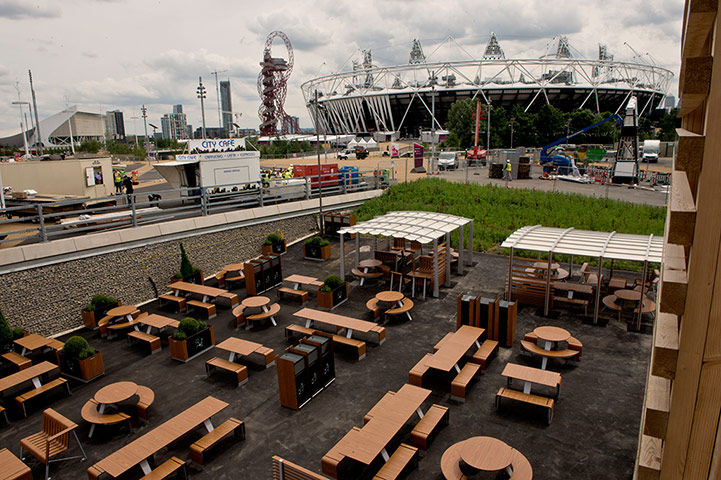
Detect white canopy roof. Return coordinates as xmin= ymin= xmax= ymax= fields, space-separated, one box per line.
xmin=501 ymin=225 xmax=664 ymax=263
xmin=339 ymin=210 xmax=472 ymax=244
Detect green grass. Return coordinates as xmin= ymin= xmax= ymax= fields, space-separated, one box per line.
xmin=355 ymin=179 xmax=666 ymax=270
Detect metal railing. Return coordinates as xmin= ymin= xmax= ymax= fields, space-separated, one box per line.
xmin=0 ymin=169 xmax=391 ymax=246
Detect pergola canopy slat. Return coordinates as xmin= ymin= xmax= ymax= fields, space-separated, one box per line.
xmin=339 ymin=210 xmax=472 ymax=244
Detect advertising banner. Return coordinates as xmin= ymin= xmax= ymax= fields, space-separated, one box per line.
xmin=413 ymin=143 xmax=424 ymax=169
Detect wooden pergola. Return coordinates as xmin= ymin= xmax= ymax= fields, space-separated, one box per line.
xmin=501 ymin=225 xmax=664 ymax=327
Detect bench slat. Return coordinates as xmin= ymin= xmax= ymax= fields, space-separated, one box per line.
xmin=373 ymin=443 xmax=418 ymax=480
xmin=450 ymin=363 xmax=480 ymax=401
xmin=206 ymin=357 xmax=248 ymax=387
xmin=410 ymin=404 xmax=448 ymax=450
xmin=497 ymin=386 xmax=554 ymax=425
xmin=140 ymin=456 xmax=186 ymax=480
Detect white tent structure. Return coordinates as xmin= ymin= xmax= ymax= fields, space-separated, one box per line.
xmin=347 ymin=139 xmax=358 ymax=148
xmin=338 ymin=211 xmax=474 ymax=297
xmin=501 ymin=225 xmax=664 ymax=327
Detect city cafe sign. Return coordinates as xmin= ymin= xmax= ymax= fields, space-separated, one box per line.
xmin=187 ymin=138 xmax=245 ymax=152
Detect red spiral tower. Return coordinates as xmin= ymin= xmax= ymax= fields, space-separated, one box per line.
xmin=258 ymin=31 xmax=297 ymax=136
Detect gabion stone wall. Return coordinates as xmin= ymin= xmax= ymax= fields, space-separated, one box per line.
xmin=0 ymin=215 xmax=317 ymax=336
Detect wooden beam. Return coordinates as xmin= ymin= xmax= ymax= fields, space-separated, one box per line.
xmin=703 ymin=236 xmax=721 ymax=360
xmin=682 ymin=0 xmax=717 ymax=59
xmin=663 ymin=242 xmax=687 ymax=272
xmin=684 ymin=363 xmax=721 ymax=477
xmin=668 ymin=169 xmax=697 ymax=247
xmin=638 ymin=435 xmax=663 ymax=480
xmin=675 ymin=128 xmax=705 ymax=173
xmin=645 ymin=375 xmax=671 ymax=439
xmin=684 ymin=56 xmax=714 ymax=95
xmin=659 ymin=265 xmax=688 ymax=316
xmin=661 ymin=11 xmax=721 ymax=478
xmin=679 ymin=94 xmax=708 ymax=117
xmin=653 ymin=313 xmax=679 ymax=380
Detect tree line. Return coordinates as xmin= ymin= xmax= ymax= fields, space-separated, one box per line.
xmin=442 ymin=99 xmax=681 ymax=150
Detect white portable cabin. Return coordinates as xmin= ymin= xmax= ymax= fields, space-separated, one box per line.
xmin=153 ymin=150 xmax=261 ymax=195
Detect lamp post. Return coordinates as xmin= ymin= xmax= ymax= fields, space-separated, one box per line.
xmin=11 ymin=101 xmax=30 ymax=158
xmin=314 ymin=90 xmax=324 ymax=234
xmin=197 ymin=77 xmax=207 ymax=139
xmin=130 ymin=116 xmax=139 ymax=146
xmin=430 ymin=74 xmax=436 ymax=174
xmin=486 ymin=100 xmax=492 ymax=154
xmin=509 ymin=117 xmax=515 ymax=149
xmin=141 ymin=105 xmax=150 ymax=161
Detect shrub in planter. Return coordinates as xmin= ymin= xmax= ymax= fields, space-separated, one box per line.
xmin=169 ymin=317 xmax=214 ymax=362
xmin=0 ymin=310 xmax=25 ymax=353
xmin=82 ymin=294 xmax=120 ymax=329
xmin=262 ymin=232 xmax=286 ymax=255
xmin=317 ymin=275 xmax=348 ymax=309
xmin=58 ymin=335 xmax=104 ymax=382
xmin=172 ymin=242 xmax=203 ymax=284
xmin=303 ymin=236 xmax=331 ymax=260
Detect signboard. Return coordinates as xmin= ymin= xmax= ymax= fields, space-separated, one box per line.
xmin=391 ymin=143 xmax=399 ymax=158
xmin=413 ymin=143 xmax=424 ymax=168
xmin=176 ymin=151 xmax=258 ymax=162
xmin=186 ymin=138 xmax=246 ymax=152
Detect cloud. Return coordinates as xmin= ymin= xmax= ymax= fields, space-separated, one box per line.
xmin=82 ymin=51 xmax=98 ymax=59
xmin=0 ymin=1 xmax=60 ymax=19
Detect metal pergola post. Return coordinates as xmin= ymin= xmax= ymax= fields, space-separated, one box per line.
xmin=457 ymin=224 xmax=464 ymax=275
xmin=544 ymin=252 xmax=553 ymax=316
xmin=467 ymin=220 xmax=474 ymax=266
xmin=340 ymin=233 xmax=345 ymax=279
xmin=594 ymin=256 xmax=603 ymax=324
xmin=507 ymin=248 xmax=514 ymax=301
xmin=433 ymin=237 xmax=439 ymax=298
xmin=355 ymin=233 xmax=360 ymax=267
xmin=445 ymin=233 xmax=452 ymax=286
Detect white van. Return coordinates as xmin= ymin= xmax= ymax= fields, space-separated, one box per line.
xmin=438 ymin=152 xmax=459 ymax=170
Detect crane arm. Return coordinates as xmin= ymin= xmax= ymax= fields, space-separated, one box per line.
xmin=540 ymin=114 xmax=623 ymax=163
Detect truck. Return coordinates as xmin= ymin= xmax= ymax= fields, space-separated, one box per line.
xmin=153 ymin=150 xmax=261 ymax=196
xmin=641 ymin=139 xmax=660 ymax=163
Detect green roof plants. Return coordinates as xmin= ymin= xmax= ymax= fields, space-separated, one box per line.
xmin=175 ymin=242 xmax=200 ymax=279
xmin=304 ymin=236 xmax=330 ymax=247
xmin=84 ymin=294 xmax=118 ymax=312
xmin=0 ymin=309 xmax=25 ymax=342
xmin=173 ymin=317 xmax=207 ymax=340
xmin=264 ymin=233 xmax=284 ymax=246
xmin=62 ymin=336 xmax=96 ymax=360
xmin=320 ymin=274 xmax=344 ymax=292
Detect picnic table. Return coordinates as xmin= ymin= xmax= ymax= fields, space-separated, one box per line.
xmin=0 ymin=361 xmax=58 ymax=399
xmin=0 ymin=447 xmax=32 ymax=480
xmin=441 ymin=436 xmax=531 ymax=479
xmin=167 ymin=282 xmax=227 ymax=303
xmin=357 ymin=259 xmax=383 ymax=286
xmin=284 ymin=274 xmax=324 ymax=289
xmin=88 ymin=396 xmax=228 ymax=478
xmin=94 ymin=381 xmax=138 ymax=413
xmin=135 ymin=313 xmax=179 ymax=334
xmin=216 ymin=337 xmax=273 ymax=364
xmin=502 ymin=362 xmax=562 ymax=397
xmin=13 ymin=334 xmax=57 ymax=357
xmin=106 ymin=305 xmax=138 ymax=323
xmin=293 ymin=308 xmax=384 ymax=343
xmin=424 ymin=326 xmax=484 ymax=373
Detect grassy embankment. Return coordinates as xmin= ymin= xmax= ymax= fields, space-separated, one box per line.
xmin=355 ymin=178 xmax=666 ymax=270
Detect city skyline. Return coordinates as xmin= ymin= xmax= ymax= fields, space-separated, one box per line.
xmin=0 ymin=0 xmax=684 ymax=139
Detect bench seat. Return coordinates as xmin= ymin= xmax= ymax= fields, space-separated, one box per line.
xmin=217 ymin=291 xmax=240 ymax=307
xmin=140 ymin=456 xmax=187 ymax=480
xmin=567 ymin=336 xmax=583 ymax=359
xmin=187 ymin=300 xmax=217 ymax=320
xmin=16 ymin=378 xmax=71 ymax=417
xmin=246 ymin=303 xmax=281 ymax=328
xmin=351 ymin=268 xmax=384 ymax=280
xmin=285 ymin=324 xmax=317 ymax=339
xmin=159 ymin=294 xmax=187 ymax=313
xmin=369 ymin=325 xmax=386 ymax=345
xmin=189 ymin=417 xmax=245 ymax=465
xmin=471 ymin=339 xmax=499 ymax=371
xmin=232 ymin=305 xmax=246 ymax=329
xmin=223 ymin=275 xmax=245 ymax=290
xmin=372 ymin=443 xmax=419 ymax=480
xmin=496 ymin=386 xmax=554 ymax=425
xmin=127 ymin=330 xmax=161 ymax=355
xmin=256 ymin=346 xmax=276 ymax=368
xmin=278 ymin=287 xmax=309 ymax=304
xmin=410 ymin=404 xmax=449 ymax=450
xmin=450 ymin=362 xmax=480 ymax=402
xmin=136 ymin=385 xmax=155 ymax=420
xmin=385 ymin=298 xmax=414 ymax=322
xmin=553 ymin=295 xmax=589 ymax=315
xmin=602 ymin=295 xmax=622 ymax=312
xmin=366 ymin=298 xmax=381 ymax=320
xmin=206 ymin=357 xmax=248 ymax=387
xmin=331 ymin=335 xmax=366 ymax=361
xmin=81 ymin=399 xmax=131 ymax=438
xmin=2 ymin=351 xmax=31 ymax=371
xmin=520 ymin=340 xmax=580 ymax=360
xmin=409 ymin=354 xmax=433 ymax=387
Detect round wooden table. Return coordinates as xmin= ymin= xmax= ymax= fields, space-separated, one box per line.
xmin=222 ymin=263 xmax=245 ymax=273
xmin=376 ymin=290 xmax=404 ymax=305
xmin=534 ymin=326 xmax=571 ymax=344
xmin=107 ymin=305 xmax=137 ymax=318
xmin=533 ymin=261 xmax=560 ymax=270
xmin=242 ymin=296 xmax=270 ymax=309
xmin=95 ymin=381 xmax=138 ymax=405
xmin=358 ymin=259 xmax=382 ymax=269
xmin=441 ymin=437 xmax=517 ymax=479
xmin=615 ymin=289 xmax=643 ymax=301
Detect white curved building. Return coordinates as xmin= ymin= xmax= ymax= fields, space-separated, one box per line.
xmin=1 ymin=105 xmax=106 ymax=150
xmin=301 ymin=35 xmax=674 ymax=137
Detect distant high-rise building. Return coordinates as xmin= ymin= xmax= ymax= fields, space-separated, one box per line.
xmin=664 ymin=95 xmax=676 ymax=109
xmin=220 ymin=81 xmax=233 ymax=137
xmin=283 ymin=115 xmax=300 ymax=134
xmin=161 ymin=105 xmax=189 ymax=140
xmin=105 ymin=110 xmax=125 ymax=141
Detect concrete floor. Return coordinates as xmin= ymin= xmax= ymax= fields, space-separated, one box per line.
xmin=0 ymin=236 xmax=652 ymax=479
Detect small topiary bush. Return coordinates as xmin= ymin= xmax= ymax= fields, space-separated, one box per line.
xmin=85 ymin=294 xmax=118 ymax=312
xmin=78 ymin=347 xmax=97 ymax=360
xmin=62 ymin=336 xmax=90 ymax=358
xmin=173 ymin=317 xmax=207 ymax=340
xmin=265 ymin=233 xmax=283 ymax=246
xmin=0 ymin=310 xmax=12 ymax=343
xmin=305 ymin=236 xmax=329 ymax=247
xmin=321 ymin=274 xmax=344 ymax=292
xmin=12 ymin=327 xmax=24 ymax=339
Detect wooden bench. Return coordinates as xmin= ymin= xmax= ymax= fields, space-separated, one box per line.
xmin=187 ymin=300 xmax=217 ymax=319
xmin=496 ymin=387 xmax=555 ymax=425
xmin=256 ymin=346 xmax=276 ymax=368
xmin=409 ymin=354 xmax=433 ymax=387
xmin=159 ymin=294 xmax=187 ymax=313
xmin=635 ymin=298 xmax=657 ymax=315
xmin=223 ymin=274 xmax=245 ymax=290
xmin=450 ymin=363 xmax=480 ymax=402
xmin=553 ymin=295 xmax=589 ymax=315
xmin=140 ymin=457 xmax=187 ymax=480
xmin=81 ymin=399 xmax=131 ymax=438
xmin=272 ymin=456 xmax=330 ymax=480
xmin=508 ymin=277 xmax=555 ymax=307
xmin=351 ymin=268 xmax=383 ymax=285
xmin=331 ymin=335 xmax=366 ymax=361
xmin=189 ymin=417 xmax=245 ymax=465
xmin=0 ymin=405 xmax=7 ymax=426
xmin=471 ymin=339 xmax=499 ymax=371
xmin=385 ymin=298 xmax=414 ymax=322
xmin=206 ymin=357 xmax=248 ymax=387
xmin=580 ymin=262 xmax=600 ymax=284
xmin=2 ymin=351 xmax=31 ymax=371
xmin=520 ymin=340 xmax=581 ymax=366
xmin=136 ymin=385 xmax=155 ymax=420
xmin=232 ymin=305 xmax=246 ymax=329
xmin=278 ymin=287 xmax=309 ymax=304
xmin=16 ymin=377 xmax=71 ymax=417
xmin=409 ymin=404 xmax=449 ymax=450
xmin=97 ymin=315 xmax=114 ymax=337
xmin=372 ymin=443 xmax=419 ymax=480
xmin=217 ymin=291 xmax=240 ymax=307
xmin=246 ymin=303 xmax=281 ymax=328
xmin=566 ymin=336 xmax=583 ymax=360
xmin=366 ymin=298 xmax=381 ymax=320
xmin=127 ymin=331 xmax=161 ymax=355
xmin=370 ymin=325 xmax=387 ymax=345
xmin=285 ymin=323 xmax=317 ymax=339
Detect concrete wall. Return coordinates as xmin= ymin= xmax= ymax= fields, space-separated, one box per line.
xmin=0 ymin=215 xmax=316 ymax=337
xmin=0 ymin=157 xmax=114 ymax=198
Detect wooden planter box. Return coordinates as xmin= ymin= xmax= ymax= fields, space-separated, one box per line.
xmin=262 ymin=241 xmax=286 ymax=256
xmin=169 ymin=325 xmax=215 ymax=362
xmin=81 ymin=300 xmax=122 ymax=329
xmin=303 ymin=243 xmax=331 ymax=261
xmin=317 ymin=283 xmax=349 ymax=310
xmin=170 ymin=270 xmax=205 ymax=285
xmin=58 ymin=350 xmax=105 ymax=383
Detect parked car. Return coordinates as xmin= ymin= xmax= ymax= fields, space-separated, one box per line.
xmin=438 ymin=152 xmax=460 ymax=170
xmin=337 ymin=149 xmax=354 ymax=160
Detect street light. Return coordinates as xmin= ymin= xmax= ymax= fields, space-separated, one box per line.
xmin=314 ymin=90 xmax=325 ymax=234
xmin=509 ymin=117 xmax=515 ymax=149
xmin=11 ymin=100 xmax=30 ymax=158
xmin=197 ymin=77 xmax=207 ymax=139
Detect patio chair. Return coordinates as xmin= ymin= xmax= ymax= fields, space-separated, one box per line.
xmin=20 ymin=408 xmax=86 ymax=480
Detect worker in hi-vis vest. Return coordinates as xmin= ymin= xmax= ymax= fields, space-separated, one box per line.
xmin=504 ymin=159 xmax=513 ymax=181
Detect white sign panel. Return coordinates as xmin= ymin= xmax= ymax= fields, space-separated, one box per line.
xmin=176 ymin=151 xmax=259 ymax=162
xmin=187 ymin=138 xmax=246 ymax=152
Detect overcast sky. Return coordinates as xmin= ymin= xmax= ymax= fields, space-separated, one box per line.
xmin=0 ymin=0 xmax=684 ymax=139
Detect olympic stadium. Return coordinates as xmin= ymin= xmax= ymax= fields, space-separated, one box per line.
xmin=301 ymin=35 xmax=675 ymax=137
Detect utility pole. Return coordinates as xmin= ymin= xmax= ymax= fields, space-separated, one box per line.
xmin=210 ymin=69 xmax=227 ymax=130
xmin=28 ymin=70 xmax=42 ymax=156
xmin=314 ymin=90 xmax=324 ymax=234
xmin=12 ymin=99 xmax=30 ymax=159
xmin=509 ymin=117 xmax=515 ymax=148
xmin=130 ymin=116 xmax=139 ymax=146
xmin=430 ymin=75 xmax=436 ymax=175
xmin=197 ymin=77 xmax=207 ymax=139
xmin=486 ymin=100 xmax=491 ymax=155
